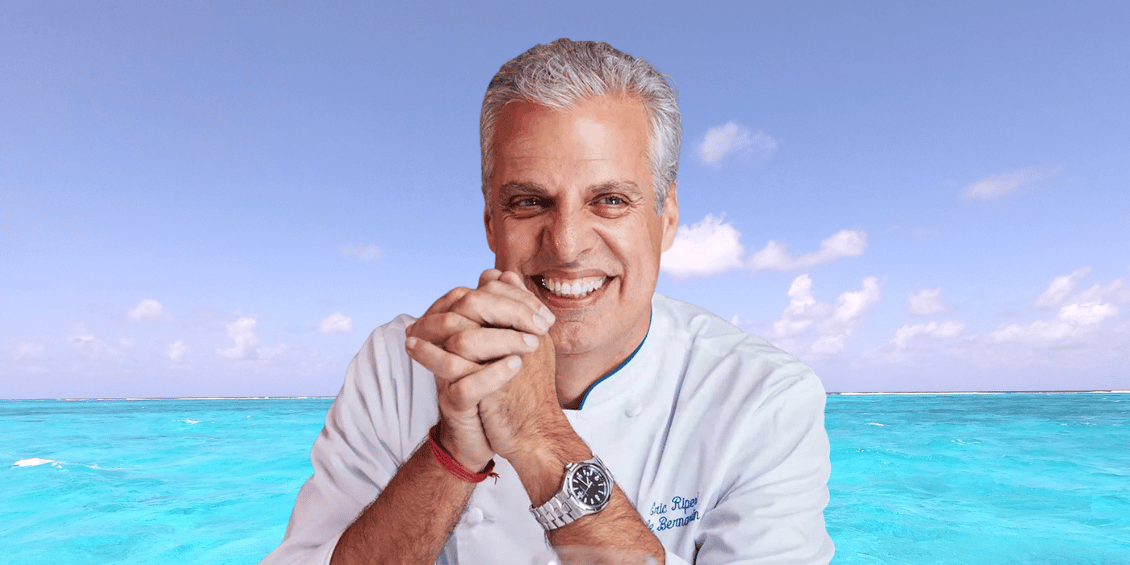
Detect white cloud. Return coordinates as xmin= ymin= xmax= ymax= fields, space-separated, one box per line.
xmin=661 ymin=218 xmax=865 ymax=279
xmin=940 ymin=270 xmax=1130 ymax=372
xmin=256 ymin=343 xmax=289 ymax=360
xmin=1035 ymin=267 xmax=1091 ymax=309
xmin=217 ymin=315 xmax=260 ymax=360
xmin=12 ymin=342 xmax=45 ymax=361
xmin=127 ymin=299 xmax=169 ymax=321
xmin=908 ymin=288 xmax=952 ymax=316
xmin=831 ymin=277 xmax=882 ymax=327
xmin=341 ymin=244 xmax=383 ymax=261
xmin=168 ymin=340 xmax=189 ymax=363
xmin=892 ymin=321 xmax=966 ymax=349
xmin=697 ymin=122 xmax=779 ymax=166
xmin=748 ymin=230 xmax=867 ymax=272
xmin=989 ymin=302 xmax=1118 ymax=344
xmin=770 ymin=274 xmax=830 ymax=339
xmin=859 ymin=319 xmax=967 ymax=365
xmin=988 ymin=269 xmax=1126 ymax=345
xmin=1060 ymin=302 xmax=1119 ymax=326
xmin=67 ymin=325 xmax=111 ymax=359
xmin=767 ymin=275 xmax=881 ymax=357
xmin=1074 ymin=278 xmax=1130 ymax=306
xmin=660 ymin=214 xmax=745 ymax=279
xmin=960 ymin=166 xmax=1059 ymax=200
xmin=318 ymin=312 xmax=354 ymax=334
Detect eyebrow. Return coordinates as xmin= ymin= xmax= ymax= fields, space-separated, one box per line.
xmin=496 ymin=180 xmax=645 ymax=201
xmin=497 ymin=181 xmax=550 ymax=201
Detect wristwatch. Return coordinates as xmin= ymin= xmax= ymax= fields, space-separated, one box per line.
xmin=530 ymin=455 xmax=614 ymax=530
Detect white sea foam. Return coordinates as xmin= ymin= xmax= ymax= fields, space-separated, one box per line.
xmin=14 ymin=458 xmax=56 ymax=467
xmin=867 ymin=422 xmax=885 ymax=426
xmin=183 ymin=419 xmax=200 ymax=424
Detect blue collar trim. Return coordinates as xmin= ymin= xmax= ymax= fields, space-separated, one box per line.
xmin=575 ymin=312 xmax=652 ymax=410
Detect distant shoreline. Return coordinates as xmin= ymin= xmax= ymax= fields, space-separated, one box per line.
xmin=2 ymin=390 xmax=1128 ymax=401
xmin=828 ymin=390 xmax=1130 ymax=395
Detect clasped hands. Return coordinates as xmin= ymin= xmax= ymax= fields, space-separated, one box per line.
xmin=405 ymin=269 xmax=560 ymax=472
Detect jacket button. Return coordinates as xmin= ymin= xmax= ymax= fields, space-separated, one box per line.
xmin=463 ymin=506 xmax=484 ymax=527
xmin=625 ymin=401 xmax=642 ymax=418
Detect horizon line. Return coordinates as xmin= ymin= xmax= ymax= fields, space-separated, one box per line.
xmin=3 ymin=389 xmax=1129 ymax=401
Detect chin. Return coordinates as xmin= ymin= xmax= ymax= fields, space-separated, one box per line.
xmin=548 ymin=321 xmax=600 ymax=356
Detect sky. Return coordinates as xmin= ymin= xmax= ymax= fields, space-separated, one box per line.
xmin=2 ymin=1 xmax=1128 ymax=399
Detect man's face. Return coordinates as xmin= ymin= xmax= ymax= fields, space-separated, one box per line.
xmin=485 ymin=95 xmax=678 ymax=361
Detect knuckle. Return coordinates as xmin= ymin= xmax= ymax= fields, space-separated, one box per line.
xmin=445 ymin=385 xmax=466 ymax=407
xmin=438 ymin=312 xmax=463 ymax=332
xmin=442 ymin=287 xmax=470 ymax=306
xmin=445 ymin=332 xmax=470 ymax=355
xmin=451 ymin=293 xmax=472 ymax=312
xmin=450 ymin=379 xmax=477 ymax=406
xmin=479 ymin=269 xmax=501 ymax=284
xmin=440 ymin=356 xmax=464 ymax=377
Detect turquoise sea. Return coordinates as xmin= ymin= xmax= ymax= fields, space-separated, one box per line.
xmin=2 ymin=393 xmax=1128 ymax=564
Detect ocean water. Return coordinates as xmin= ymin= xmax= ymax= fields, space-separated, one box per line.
xmin=824 ymin=393 xmax=1129 ymax=564
xmin=2 ymin=393 xmax=1128 ymax=564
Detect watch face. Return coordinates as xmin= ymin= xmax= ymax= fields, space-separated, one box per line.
xmin=568 ymin=463 xmax=611 ymax=509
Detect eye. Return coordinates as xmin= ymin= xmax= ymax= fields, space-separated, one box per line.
xmin=592 ymin=193 xmax=633 ymax=218
xmin=505 ymin=196 xmax=547 ymax=216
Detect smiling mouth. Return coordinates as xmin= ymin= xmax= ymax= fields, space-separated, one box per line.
xmin=535 ymin=275 xmax=609 ymax=299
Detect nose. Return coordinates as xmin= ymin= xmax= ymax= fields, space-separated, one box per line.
xmin=543 ymin=205 xmax=592 ymax=264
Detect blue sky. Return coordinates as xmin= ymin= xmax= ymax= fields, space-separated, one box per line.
xmin=2 ymin=2 xmax=1128 ymax=398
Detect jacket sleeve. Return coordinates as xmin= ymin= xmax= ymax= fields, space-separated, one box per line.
xmin=259 ymin=316 xmax=437 ymax=565
xmin=696 ymin=363 xmax=835 ymax=564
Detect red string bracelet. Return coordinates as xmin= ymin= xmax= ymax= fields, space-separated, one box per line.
xmin=428 ymin=423 xmax=498 ymax=484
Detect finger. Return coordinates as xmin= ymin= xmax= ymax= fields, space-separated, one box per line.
xmin=443 ymin=327 xmax=540 ymax=362
xmin=479 ymin=278 xmax=553 ymax=319
xmin=446 ymin=355 xmax=523 ymax=409
xmin=421 ymin=286 xmax=472 ymax=318
xmin=484 ymin=271 xmax=541 ymax=305
xmin=478 ymin=269 xmax=504 ymax=288
xmin=408 ymin=311 xmax=479 ymax=345
xmin=451 ymin=283 xmax=555 ymax=334
xmin=498 ymin=270 xmax=526 ymax=289
xmin=406 ymin=335 xmax=482 ymax=381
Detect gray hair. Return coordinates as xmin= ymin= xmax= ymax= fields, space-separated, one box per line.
xmin=480 ymin=38 xmax=681 ymax=213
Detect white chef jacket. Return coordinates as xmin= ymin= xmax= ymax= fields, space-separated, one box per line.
xmin=261 ymin=293 xmax=834 ymax=565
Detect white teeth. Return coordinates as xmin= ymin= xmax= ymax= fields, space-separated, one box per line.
xmin=540 ymin=276 xmax=607 ymax=298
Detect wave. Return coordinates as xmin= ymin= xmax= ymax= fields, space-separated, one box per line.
xmin=13 ymin=458 xmax=122 ymax=470
xmin=14 ymin=457 xmax=58 ymax=467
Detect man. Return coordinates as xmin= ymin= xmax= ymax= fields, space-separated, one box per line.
xmin=262 ymin=39 xmax=834 ymax=565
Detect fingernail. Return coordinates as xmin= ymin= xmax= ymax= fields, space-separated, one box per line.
xmin=540 ymin=306 xmax=555 ymax=324
xmin=405 ymin=337 xmax=418 ymax=349
xmin=507 ymin=356 xmax=522 ymax=370
xmin=533 ymin=313 xmax=550 ymax=332
xmin=523 ymin=333 xmax=539 ymax=348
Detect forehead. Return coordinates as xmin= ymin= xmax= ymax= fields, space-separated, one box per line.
xmin=490 ymin=96 xmax=651 ymax=188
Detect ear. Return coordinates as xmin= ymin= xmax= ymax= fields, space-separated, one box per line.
xmin=484 ymin=205 xmax=497 ymax=254
xmin=660 ymin=182 xmax=679 ymax=253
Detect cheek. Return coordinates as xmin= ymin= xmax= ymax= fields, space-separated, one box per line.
xmin=610 ymin=225 xmax=662 ymax=270
xmin=504 ymin=230 xmax=526 ymax=252
xmin=497 ymin=226 xmax=534 ymax=267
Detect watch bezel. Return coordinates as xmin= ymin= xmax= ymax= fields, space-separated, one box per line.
xmin=564 ymin=459 xmax=612 ymax=513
